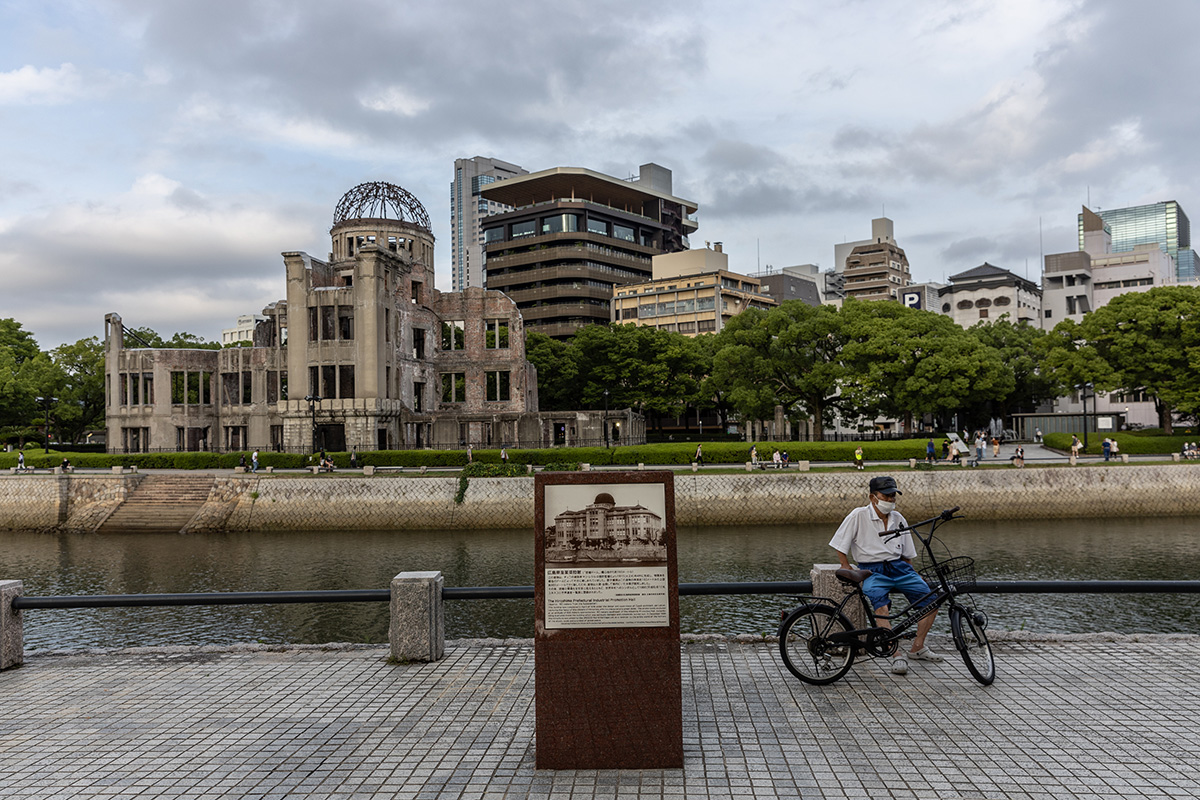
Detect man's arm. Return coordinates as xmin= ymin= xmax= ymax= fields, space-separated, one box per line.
xmin=836 ymin=550 xmax=852 ymax=569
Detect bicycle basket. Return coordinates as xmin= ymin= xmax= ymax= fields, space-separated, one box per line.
xmin=919 ymin=556 xmax=976 ymax=590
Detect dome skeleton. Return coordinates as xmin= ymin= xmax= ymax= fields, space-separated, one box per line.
xmin=333 ymin=182 xmax=431 ymax=232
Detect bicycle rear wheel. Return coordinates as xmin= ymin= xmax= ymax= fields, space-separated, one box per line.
xmin=778 ymin=604 xmax=855 ymax=685
xmin=951 ymin=605 xmax=995 ymax=685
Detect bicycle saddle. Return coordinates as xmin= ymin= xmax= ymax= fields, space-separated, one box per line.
xmin=835 ymin=568 xmax=871 ymax=585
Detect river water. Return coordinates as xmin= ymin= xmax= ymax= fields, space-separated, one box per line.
xmin=3 ymin=517 xmax=1199 ymax=649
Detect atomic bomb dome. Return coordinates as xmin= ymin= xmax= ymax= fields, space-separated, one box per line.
xmin=333 ymin=181 xmax=431 ymax=231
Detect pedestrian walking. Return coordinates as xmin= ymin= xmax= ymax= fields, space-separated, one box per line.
xmin=1102 ymin=438 xmax=1112 ymax=462
xmin=854 ymin=445 xmax=864 ymax=471
xmin=975 ymin=436 xmax=984 ymax=463
xmin=750 ymin=445 xmax=759 ymax=466
xmin=350 ymin=448 xmax=357 ymax=469
xmin=501 ymin=447 xmax=508 ymax=465
xmin=926 ymin=438 xmax=935 ymax=464
xmin=466 ymin=444 xmax=473 ymax=463
xmin=694 ymin=443 xmax=703 ymax=466
xmin=1013 ymin=445 xmax=1025 ymax=468
xmin=991 ymin=436 xmax=1000 ymax=458
xmin=251 ymin=450 xmax=259 ymax=473
xmin=17 ymin=451 xmax=24 ymax=471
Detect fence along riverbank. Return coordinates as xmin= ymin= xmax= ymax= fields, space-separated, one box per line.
xmin=2 ymin=464 xmax=1199 ymax=532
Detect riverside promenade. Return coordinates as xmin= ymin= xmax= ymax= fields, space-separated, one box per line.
xmin=2 ymin=633 xmax=1198 ymax=799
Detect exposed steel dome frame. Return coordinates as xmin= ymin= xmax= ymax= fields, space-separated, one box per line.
xmin=333 ymin=181 xmax=431 ymax=231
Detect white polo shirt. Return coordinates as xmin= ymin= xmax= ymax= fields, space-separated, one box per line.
xmin=828 ymin=504 xmax=916 ymax=564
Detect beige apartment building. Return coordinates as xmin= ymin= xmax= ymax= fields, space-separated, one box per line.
xmin=610 ymin=245 xmax=778 ymax=335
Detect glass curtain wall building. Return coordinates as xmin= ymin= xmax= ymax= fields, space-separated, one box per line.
xmin=450 ymin=157 xmax=527 ymax=291
xmin=1080 ymin=201 xmax=1196 ymax=280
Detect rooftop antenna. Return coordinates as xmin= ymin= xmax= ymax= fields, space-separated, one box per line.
xmin=757 ymin=238 xmax=760 ymax=271
xmin=1039 ymin=217 xmax=1044 ymax=266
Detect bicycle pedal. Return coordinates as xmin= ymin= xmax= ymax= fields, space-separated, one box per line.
xmin=900 ymin=631 xmax=917 ymax=640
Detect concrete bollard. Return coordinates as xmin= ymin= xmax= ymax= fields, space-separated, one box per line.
xmin=908 ymin=458 xmax=917 ymax=469
xmin=810 ymin=565 xmax=868 ymax=631
xmin=389 ymin=571 xmax=444 ymax=663
xmin=581 ymin=463 xmax=591 ymax=471
xmin=1 ymin=580 xmax=23 ymax=670
xmin=420 ymin=466 xmax=428 ymax=474
xmin=363 ymin=465 xmax=375 ymax=476
xmin=310 ymin=466 xmax=320 ymax=475
xmin=265 ymin=466 xmax=273 ymax=474
xmin=527 ymin=464 xmax=533 ymax=474
xmin=638 ymin=462 xmax=645 ymax=471
xmin=234 ymin=466 xmax=246 ymax=474
xmin=111 ymin=465 xmax=123 ymax=474
xmin=794 ymin=460 xmax=811 ymax=472
xmin=1173 ymin=453 xmax=1181 ymax=462
xmin=1069 ymin=454 xmax=1077 ymax=466
xmin=1121 ymin=454 xmax=1130 ymax=464
xmin=691 ymin=462 xmax=698 ymax=472
xmin=746 ymin=462 xmax=754 ymax=472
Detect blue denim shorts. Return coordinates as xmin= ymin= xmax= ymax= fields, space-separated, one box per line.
xmin=860 ymin=559 xmax=934 ymax=611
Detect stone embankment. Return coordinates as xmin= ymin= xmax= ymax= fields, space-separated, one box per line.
xmin=1 ymin=464 xmax=1197 ymax=532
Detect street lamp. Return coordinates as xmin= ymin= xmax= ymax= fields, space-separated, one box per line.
xmin=603 ymin=390 xmax=610 ymax=449
xmin=304 ymin=394 xmax=321 ymax=454
xmin=37 ymin=395 xmax=54 ymax=454
xmin=1076 ymin=383 xmax=1093 ymax=451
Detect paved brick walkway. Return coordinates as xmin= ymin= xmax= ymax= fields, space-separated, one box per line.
xmin=1 ymin=635 xmax=1198 ymax=799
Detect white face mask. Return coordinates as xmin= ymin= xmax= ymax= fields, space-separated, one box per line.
xmin=875 ymin=498 xmax=897 ymax=515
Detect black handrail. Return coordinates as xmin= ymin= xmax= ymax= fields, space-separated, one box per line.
xmin=10 ymin=580 xmax=1200 ymax=611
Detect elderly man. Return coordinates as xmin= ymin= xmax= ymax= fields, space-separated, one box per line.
xmin=829 ymin=475 xmax=944 ymax=675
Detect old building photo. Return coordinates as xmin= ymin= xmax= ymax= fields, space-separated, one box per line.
xmin=544 ymin=487 xmax=666 ymax=564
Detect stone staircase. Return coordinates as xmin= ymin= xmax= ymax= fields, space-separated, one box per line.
xmin=97 ymin=475 xmax=216 ymax=534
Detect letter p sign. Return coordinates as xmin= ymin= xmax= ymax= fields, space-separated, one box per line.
xmin=901 ymin=291 xmax=922 ymax=310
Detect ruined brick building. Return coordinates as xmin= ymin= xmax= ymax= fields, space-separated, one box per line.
xmin=105 ymin=182 xmax=641 ymax=453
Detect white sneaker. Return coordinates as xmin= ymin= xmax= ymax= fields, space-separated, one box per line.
xmin=910 ymin=646 xmax=944 ymax=662
xmin=891 ymin=655 xmax=909 ymax=675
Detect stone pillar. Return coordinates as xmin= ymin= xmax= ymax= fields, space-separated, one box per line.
xmin=810 ymin=564 xmax=868 ymax=630
xmin=389 ymin=571 xmax=444 ymax=663
xmin=1 ymin=580 xmax=23 ymax=670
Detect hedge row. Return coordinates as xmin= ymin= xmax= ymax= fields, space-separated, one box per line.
xmin=1041 ymin=432 xmax=1193 ymax=456
xmin=0 ymin=440 xmax=931 ymax=470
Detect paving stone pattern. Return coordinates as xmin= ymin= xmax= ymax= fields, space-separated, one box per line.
xmin=2 ymin=638 xmax=1199 ymax=798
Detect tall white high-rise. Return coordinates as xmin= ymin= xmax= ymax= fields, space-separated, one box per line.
xmin=450 ymin=157 xmax=527 ymax=291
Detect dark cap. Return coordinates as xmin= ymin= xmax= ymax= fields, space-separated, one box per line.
xmin=869 ymin=476 xmax=902 ymax=495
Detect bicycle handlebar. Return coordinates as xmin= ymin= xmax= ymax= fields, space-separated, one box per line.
xmin=880 ymin=506 xmax=962 ymax=540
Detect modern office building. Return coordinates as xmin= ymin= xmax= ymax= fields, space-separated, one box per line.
xmin=479 ymin=163 xmax=699 ymax=338
xmin=221 ymin=314 xmax=267 ymax=346
xmin=752 ymin=264 xmax=823 ymax=307
xmin=1044 ymin=206 xmax=1176 ymax=324
xmin=450 ymin=157 xmax=527 ymax=291
xmin=1080 ymin=200 xmax=1196 ymax=280
xmin=611 ymin=245 xmax=778 ymax=336
xmin=937 ymin=263 xmax=1041 ymax=327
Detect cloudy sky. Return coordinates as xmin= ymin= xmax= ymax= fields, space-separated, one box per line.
xmin=3 ymin=0 xmax=1198 ymax=348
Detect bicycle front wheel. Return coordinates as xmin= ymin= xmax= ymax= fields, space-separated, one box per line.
xmin=778 ymin=604 xmax=855 ymax=685
xmin=951 ymin=605 xmax=995 ymax=685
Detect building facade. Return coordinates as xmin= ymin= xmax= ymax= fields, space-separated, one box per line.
xmin=221 ymin=314 xmax=267 ymax=346
xmin=610 ymin=245 xmax=778 ymax=335
xmin=937 ymin=263 xmax=1041 ymax=327
xmin=450 ymin=156 xmax=527 ymax=292
xmin=842 ymin=239 xmax=912 ymax=302
xmin=106 ymin=182 xmax=647 ymax=454
xmin=1080 ymin=200 xmax=1196 ymax=280
xmin=479 ymin=163 xmax=699 ymax=338
xmin=752 ymin=264 xmax=823 ymax=307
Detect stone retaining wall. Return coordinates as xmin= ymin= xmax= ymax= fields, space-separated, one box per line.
xmin=2 ymin=465 xmax=1197 ymax=532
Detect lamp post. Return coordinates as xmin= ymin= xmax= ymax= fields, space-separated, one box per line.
xmin=603 ymin=390 xmax=610 ymax=448
xmin=1076 ymin=383 xmax=1092 ymax=451
xmin=304 ymin=394 xmax=321 ymax=454
xmin=37 ymin=395 xmax=54 ymax=454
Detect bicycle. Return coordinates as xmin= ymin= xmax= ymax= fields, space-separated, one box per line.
xmin=778 ymin=506 xmax=995 ymax=686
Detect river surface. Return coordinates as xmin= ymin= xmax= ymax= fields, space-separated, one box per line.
xmin=3 ymin=518 xmax=1199 ymax=649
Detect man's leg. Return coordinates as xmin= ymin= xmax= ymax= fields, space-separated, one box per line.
xmin=911 ymin=608 xmax=937 ymax=652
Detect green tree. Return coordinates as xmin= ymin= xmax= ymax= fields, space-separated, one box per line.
xmin=51 ymin=337 xmax=106 ymax=444
xmin=711 ymin=301 xmax=849 ymax=440
xmin=968 ymin=316 xmax=1059 ymax=417
xmin=525 ymin=331 xmax=580 ymax=411
xmin=840 ymin=301 xmax=1013 ymax=434
xmin=0 ymin=318 xmax=40 ymax=364
xmin=1048 ymin=286 xmax=1200 ymax=433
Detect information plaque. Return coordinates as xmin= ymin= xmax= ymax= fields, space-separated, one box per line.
xmin=534 ymin=471 xmax=682 ymax=770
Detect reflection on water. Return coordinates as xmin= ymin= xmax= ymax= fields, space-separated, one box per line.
xmin=3 ymin=517 xmax=1199 ymax=649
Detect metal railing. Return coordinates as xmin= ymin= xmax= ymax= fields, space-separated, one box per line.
xmin=11 ymin=580 xmax=1200 ymax=612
